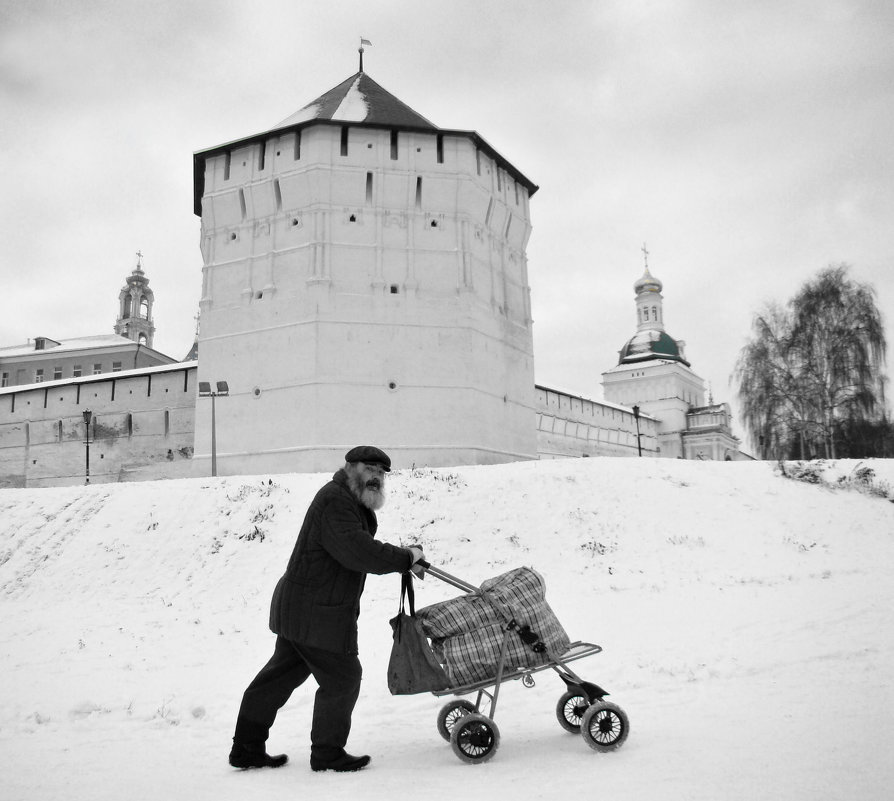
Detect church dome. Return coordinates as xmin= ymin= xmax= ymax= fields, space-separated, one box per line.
xmin=618 ymin=329 xmax=690 ymax=367
xmin=634 ymin=267 xmax=662 ymax=295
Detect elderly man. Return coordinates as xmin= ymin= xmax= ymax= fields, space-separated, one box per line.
xmin=229 ymin=446 xmax=424 ymax=773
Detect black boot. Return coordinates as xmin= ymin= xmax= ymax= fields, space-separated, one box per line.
xmin=310 ymin=751 xmax=371 ymax=772
xmin=229 ymin=740 xmax=288 ymax=769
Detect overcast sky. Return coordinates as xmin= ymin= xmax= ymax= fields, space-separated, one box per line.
xmin=2 ymin=0 xmax=892 ymax=450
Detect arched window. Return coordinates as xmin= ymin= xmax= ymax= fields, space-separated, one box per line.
xmin=121 ymin=296 xmax=131 ymax=319
xmin=651 ymin=306 xmax=658 ymax=321
xmin=140 ymin=299 xmax=150 ymax=319
xmin=138 ymin=333 xmax=148 ymax=345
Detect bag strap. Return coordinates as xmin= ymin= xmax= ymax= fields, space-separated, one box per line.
xmin=400 ymin=571 xmax=416 ymax=617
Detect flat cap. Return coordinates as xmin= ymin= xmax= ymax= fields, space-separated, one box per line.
xmin=345 ymin=445 xmax=391 ymax=472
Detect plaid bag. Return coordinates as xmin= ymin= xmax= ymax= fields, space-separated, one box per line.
xmin=416 ymin=589 xmax=496 ymax=638
xmin=420 ymin=567 xmax=571 ymax=687
xmin=418 ymin=567 xmax=548 ymax=637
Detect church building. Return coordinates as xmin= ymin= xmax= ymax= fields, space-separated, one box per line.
xmin=113 ymin=253 xmax=157 ymax=347
xmin=602 ymin=255 xmax=741 ymax=460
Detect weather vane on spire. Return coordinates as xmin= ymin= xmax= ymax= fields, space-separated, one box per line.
xmin=135 ymin=249 xmax=144 ymax=271
xmin=359 ymin=37 xmax=372 ymax=72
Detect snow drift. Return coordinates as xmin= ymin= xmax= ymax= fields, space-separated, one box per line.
xmin=1 ymin=457 xmax=892 ymax=800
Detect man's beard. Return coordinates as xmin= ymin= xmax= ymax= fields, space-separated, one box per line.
xmin=347 ymin=470 xmax=387 ymax=511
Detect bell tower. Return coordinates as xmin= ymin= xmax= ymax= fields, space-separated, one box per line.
xmin=115 ymin=251 xmax=156 ymax=347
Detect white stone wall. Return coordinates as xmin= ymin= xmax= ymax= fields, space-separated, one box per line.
xmin=535 ymin=386 xmax=659 ymax=458
xmin=0 ymin=364 xmax=197 ymax=488
xmin=194 ymin=124 xmax=537 ymax=474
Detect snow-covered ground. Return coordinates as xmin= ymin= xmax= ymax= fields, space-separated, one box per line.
xmin=1 ymin=457 xmax=892 ymax=800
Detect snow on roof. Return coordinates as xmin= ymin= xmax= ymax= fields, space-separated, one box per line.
xmin=602 ymin=354 xmax=692 ymax=375
xmin=269 ymin=72 xmax=437 ymax=132
xmin=332 ymin=76 xmax=370 ymax=122
xmin=535 ymin=383 xmax=656 ymax=418
xmin=0 ymin=360 xmax=197 ymax=395
xmin=0 ymin=334 xmax=143 ymax=359
xmin=273 ymin=103 xmax=322 ymax=128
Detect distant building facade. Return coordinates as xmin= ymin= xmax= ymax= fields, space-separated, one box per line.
xmin=1 ymin=258 xmax=174 ymax=391
xmin=0 ymin=334 xmax=175 ymax=390
xmin=0 ymin=260 xmax=187 ymax=488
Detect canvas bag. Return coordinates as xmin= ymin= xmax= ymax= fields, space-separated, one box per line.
xmin=387 ymin=573 xmax=451 ymax=695
xmin=418 ymin=567 xmax=571 ymax=687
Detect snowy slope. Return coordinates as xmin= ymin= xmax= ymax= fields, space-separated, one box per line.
xmin=1 ymin=458 xmax=892 ymax=801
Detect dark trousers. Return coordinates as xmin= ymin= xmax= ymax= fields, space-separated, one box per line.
xmin=233 ymin=635 xmax=362 ymax=760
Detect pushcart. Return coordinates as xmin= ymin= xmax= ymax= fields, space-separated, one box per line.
xmin=420 ymin=562 xmax=630 ymax=764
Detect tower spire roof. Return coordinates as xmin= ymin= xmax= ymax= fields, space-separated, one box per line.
xmin=193 ymin=71 xmax=539 ymax=216
xmin=273 ymin=71 xmax=438 ymax=131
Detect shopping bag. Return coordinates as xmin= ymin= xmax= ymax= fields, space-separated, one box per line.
xmin=387 ymin=573 xmax=450 ymax=695
xmin=419 ymin=567 xmax=572 ymax=686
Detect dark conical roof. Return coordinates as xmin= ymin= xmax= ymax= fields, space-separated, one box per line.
xmin=273 ymin=72 xmax=437 ymax=131
xmin=618 ymin=330 xmax=690 ymax=367
xmin=193 ymin=71 xmax=538 ymax=215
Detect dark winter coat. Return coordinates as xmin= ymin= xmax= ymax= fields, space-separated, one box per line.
xmin=269 ymin=469 xmax=412 ymax=654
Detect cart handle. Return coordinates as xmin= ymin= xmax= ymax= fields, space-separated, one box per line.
xmin=417 ymin=560 xmax=479 ymax=594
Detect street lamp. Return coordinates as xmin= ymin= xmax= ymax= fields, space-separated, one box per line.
xmin=82 ymin=409 xmax=93 ymax=484
xmin=198 ymin=380 xmax=229 ymax=477
xmin=632 ymin=405 xmax=643 ymax=457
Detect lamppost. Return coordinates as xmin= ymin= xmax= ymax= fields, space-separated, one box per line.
xmin=632 ymin=405 xmax=643 ymax=457
xmin=82 ymin=409 xmax=93 ymax=484
xmin=198 ymin=380 xmax=229 ymax=477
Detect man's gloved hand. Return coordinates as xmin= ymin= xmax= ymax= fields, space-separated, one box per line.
xmin=407 ymin=546 xmax=426 ymax=579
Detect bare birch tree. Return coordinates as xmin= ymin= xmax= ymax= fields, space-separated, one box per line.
xmin=734 ymin=265 xmax=887 ymax=459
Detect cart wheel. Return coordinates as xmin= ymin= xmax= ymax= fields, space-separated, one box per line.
xmin=450 ymin=713 xmax=500 ymax=764
xmin=556 ymin=690 xmax=589 ymax=733
xmin=580 ymin=701 xmax=629 ymax=751
xmin=436 ymin=699 xmax=477 ymax=742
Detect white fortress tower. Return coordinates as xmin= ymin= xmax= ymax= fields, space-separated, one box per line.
xmin=191 ymin=70 xmax=539 ymax=474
